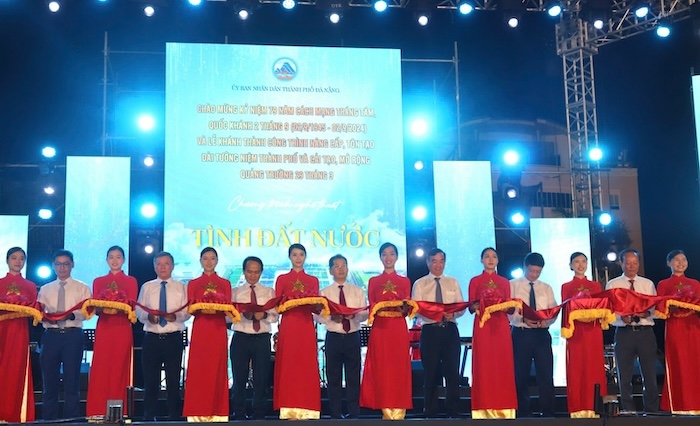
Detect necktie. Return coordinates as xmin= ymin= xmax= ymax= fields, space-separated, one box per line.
xmin=250 ymin=285 xmax=260 ymax=332
xmin=628 ymin=279 xmax=635 ymax=292
xmin=159 ymin=281 xmax=167 ymax=327
xmin=435 ymin=277 xmax=443 ymax=304
xmin=529 ymin=282 xmax=537 ymax=310
xmin=57 ymin=281 xmax=67 ymax=328
xmin=338 ymin=285 xmax=351 ymax=333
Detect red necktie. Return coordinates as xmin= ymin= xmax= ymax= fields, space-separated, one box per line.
xmin=629 ymin=279 xmax=635 ymax=292
xmin=250 ymin=284 xmax=260 ymax=332
xmin=338 ymin=285 xmax=351 ymax=333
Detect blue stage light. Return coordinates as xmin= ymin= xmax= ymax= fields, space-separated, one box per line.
xmin=414 ymin=160 xmax=424 ymax=171
xmin=48 ymin=1 xmax=60 ymax=13
xmin=458 ymin=1 xmax=474 ymax=15
xmin=141 ymin=203 xmax=157 ymax=219
xmin=412 ymin=206 xmax=427 ymax=221
xmin=137 ymin=114 xmax=156 ymax=132
xmin=511 ymin=267 xmax=523 ymax=279
xmin=656 ymin=21 xmax=671 ymax=37
xmin=143 ymin=156 xmax=155 ymax=167
xmin=588 ymin=147 xmax=603 ymax=161
xmin=415 ymin=248 xmax=425 ymax=257
xmin=37 ymin=265 xmax=52 ymax=279
xmin=144 ymin=5 xmax=155 ymax=17
xmin=329 ymin=12 xmax=341 ymax=23
xmin=282 ymin=0 xmax=295 ymax=10
xmin=189 ymin=0 xmax=202 ymax=5
xmin=510 ymin=211 xmax=525 ymax=225
xmin=634 ymin=4 xmax=649 ymax=18
xmin=373 ymin=0 xmax=388 ymax=12
xmin=42 ymin=146 xmax=57 ymax=158
xmin=38 ymin=209 xmax=53 ymax=220
xmin=409 ymin=118 xmax=429 ymax=137
xmin=546 ymin=1 xmax=562 ymax=17
xmin=503 ymin=150 xmax=519 ymax=166
xmin=599 ymin=212 xmax=612 ymax=226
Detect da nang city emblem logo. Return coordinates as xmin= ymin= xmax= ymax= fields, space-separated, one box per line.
xmin=273 ymin=57 xmax=297 ymax=81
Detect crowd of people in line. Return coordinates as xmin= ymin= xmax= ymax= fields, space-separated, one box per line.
xmin=0 ymin=242 xmax=699 ymax=423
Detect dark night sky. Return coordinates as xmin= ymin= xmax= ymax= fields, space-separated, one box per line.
xmin=0 ymin=1 xmax=698 ymax=283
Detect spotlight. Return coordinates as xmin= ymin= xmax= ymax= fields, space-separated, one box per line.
xmin=238 ymin=8 xmax=249 ymax=19
xmin=412 ymin=206 xmax=428 ymax=221
xmin=510 ymin=211 xmax=526 ymax=225
xmin=44 ymin=185 xmax=55 ymax=195
xmin=606 ymin=251 xmax=618 ymax=262
xmin=409 ymin=118 xmax=429 ymax=137
xmin=42 ymin=146 xmax=56 ymax=158
xmin=598 ymin=212 xmax=612 ymax=226
xmin=505 ymin=186 xmax=519 ymax=199
xmin=546 ymin=1 xmax=562 ymax=17
xmin=414 ymin=160 xmax=424 ymax=171
xmin=48 ymin=1 xmax=60 ymax=13
xmin=38 ymin=208 xmax=53 ymax=220
xmin=373 ymin=0 xmax=388 ymax=13
xmin=503 ymin=150 xmax=519 ymax=166
xmin=37 ymin=265 xmax=52 ymax=279
xmin=457 ymin=0 xmax=474 ymax=15
xmin=415 ymin=248 xmax=425 ymax=257
xmin=282 ymin=0 xmax=295 ymax=10
xmin=137 ymin=114 xmax=155 ymax=132
xmin=656 ymin=20 xmax=671 ymax=37
xmin=511 ymin=267 xmax=524 ymax=279
xmin=584 ymin=0 xmax=610 ymax=30
xmin=188 ymin=0 xmax=202 ymax=5
xmin=507 ymin=15 xmax=519 ymax=28
xmin=141 ymin=203 xmax=157 ymax=219
xmin=144 ymin=5 xmax=155 ymax=17
xmin=634 ymin=3 xmax=650 ymax=19
xmin=417 ymin=13 xmax=429 ymax=26
xmin=588 ymin=147 xmax=603 ymax=161
xmin=329 ymin=12 xmax=341 ymax=23
xmin=144 ymin=156 xmax=155 ymax=167
xmin=144 ymin=243 xmax=155 ymax=255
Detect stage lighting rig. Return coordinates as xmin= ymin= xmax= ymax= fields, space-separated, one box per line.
xmin=373 ymin=0 xmax=388 ymax=13
xmin=545 ymin=0 xmax=562 ymax=17
xmin=457 ymin=0 xmax=474 ymax=15
xmin=231 ymin=0 xmax=259 ymax=20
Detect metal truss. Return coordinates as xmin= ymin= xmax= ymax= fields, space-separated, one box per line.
xmin=556 ymin=0 xmax=695 ymax=218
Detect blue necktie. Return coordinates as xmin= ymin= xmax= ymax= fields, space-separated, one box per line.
xmin=529 ymin=281 xmax=536 ymax=309
xmin=159 ymin=281 xmax=167 ymax=327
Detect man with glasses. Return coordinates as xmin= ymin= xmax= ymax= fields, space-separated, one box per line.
xmin=316 ymin=254 xmax=368 ymax=419
xmin=136 ymin=251 xmax=190 ymax=421
xmin=37 ymin=249 xmax=91 ymax=420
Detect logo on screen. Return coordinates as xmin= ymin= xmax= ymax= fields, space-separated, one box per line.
xmin=273 ymin=58 xmax=297 ymax=81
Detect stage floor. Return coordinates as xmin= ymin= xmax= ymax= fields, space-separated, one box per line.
xmin=16 ymin=414 xmax=700 ymax=426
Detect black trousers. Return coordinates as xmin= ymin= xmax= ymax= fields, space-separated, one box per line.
xmin=40 ymin=328 xmax=84 ymax=420
xmin=324 ymin=331 xmax=361 ymax=418
xmin=231 ymin=331 xmax=272 ymax=419
xmin=614 ymin=326 xmax=659 ymax=412
xmin=419 ymin=322 xmax=461 ymax=417
xmin=511 ymin=327 xmax=554 ymax=417
xmin=142 ymin=331 xmax=184 ymax=420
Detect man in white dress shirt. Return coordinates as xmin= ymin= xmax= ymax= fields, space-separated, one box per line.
xmin=317 ymin=254 xmax=368 ymax=419
xmin=509 ymin=252 xmax=557 ymax=418
xmin=38 ymin=249 xmax=91 ymax=420
xmin=412 ymin=248 xmax=465 ymax=418
xmin=605 ymin=249 xmax=659 ymax=413
xmin=230 ymin=256 xmax=278 ymax=420
xmin=136 ymin=251 xmax=191 ymax=421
